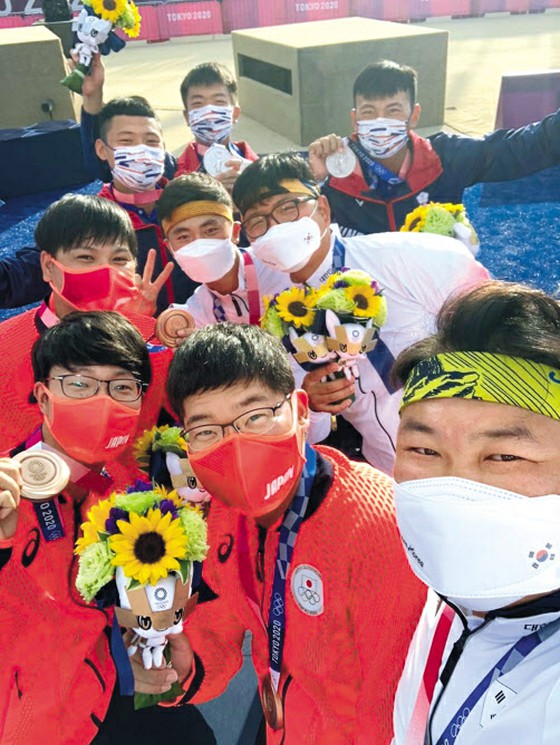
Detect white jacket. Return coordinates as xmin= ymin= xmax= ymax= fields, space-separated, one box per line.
xmin=393 ymin=590 xmax=560 ymax=745
xmin=174 ymin=231 xmax=489 ymax=472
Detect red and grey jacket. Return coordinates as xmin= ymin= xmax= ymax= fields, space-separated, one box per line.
xmin=324 ymin=109 xmax=560 ymax=236
xmin=175 ymin=140 xmax=258 ymax=177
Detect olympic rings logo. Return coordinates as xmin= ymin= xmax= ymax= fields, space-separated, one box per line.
xmin=271 ymin=592 xmax=284 ymax=617
xmin=297 ymin=586 xmax=320 ymax=604
xmin=449 ymin=708 xmax=471 ymax=740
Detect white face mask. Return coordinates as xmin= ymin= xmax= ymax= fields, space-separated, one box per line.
xmin=111 ymin=144 xmax=165 ymax=191
xmin=357 ymin=117 xmax=409 ymax=159
xmin=173 ymin=238 xmax=236 ymax=284
xmin=251 ymin=215 xmax=322 ymax=273
xmin=187 ymin=105 xmax=234 ymax=145
xmin=394 ymin=477 xmax=560 ymax=612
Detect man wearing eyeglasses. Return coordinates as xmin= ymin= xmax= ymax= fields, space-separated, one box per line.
xmin=0 ymin=311 xmax=216 ymax=745
xmin=131 ymin=322 xmax=426 ymax=745
xmin=230 ymin=153 xmax=490 ymax=475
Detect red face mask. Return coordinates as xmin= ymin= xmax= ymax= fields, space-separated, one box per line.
xmin=40 ymin=386 xmax=141 ymax=464
xmin=48 ymin=258 xmax=138 ymax=312
xmin=188 ymin=398 xmax=306 ymax=519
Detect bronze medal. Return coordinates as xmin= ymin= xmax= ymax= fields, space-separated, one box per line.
xmin=155 ymin=308 xmax=196 ymax=348
xmin=261 ymin=674 xmax=284 ymax=731
xmin=12 ymin=450 xmax=70 ymax=501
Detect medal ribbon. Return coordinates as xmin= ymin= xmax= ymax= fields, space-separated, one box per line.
xmin=24 ymin=430 xmax=113 ymax=542
xmin=267 ymin=444 xmax=317 ymax=692
xmin=346 ymin=138 xmax=404 ymax=194
xmin=434 ymin=617 xmax=560 ymax=745
xmin=330 ymin=238 xmax=396 ymax=393
xmin=212 ymin=250 xmax=261 ymax=325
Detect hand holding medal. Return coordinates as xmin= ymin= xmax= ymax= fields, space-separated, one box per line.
xmin=155 ymin=308 xmax=196 ymax=348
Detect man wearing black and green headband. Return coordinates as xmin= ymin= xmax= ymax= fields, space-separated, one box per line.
xmin=391 ymin=281 xmax=560 ymax=745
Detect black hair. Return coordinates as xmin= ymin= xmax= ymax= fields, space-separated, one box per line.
xmin=157 ymin=173 xmax=233 ymax=228
xmin=34 ymin=194 xmax=137 ymax=258
xmin=180 ymin=62 xmax=238 ymax=106
xmin=98 ymin=96 xmax=161 ymax=141
xmin=167 ymin=323 xmax=294 ymax=419
xmin=353 ymin=60 xmax=417 ymax=109
xmin=232 ymin=153 xmax=319 ymax=216
xmin=393 ymin=281 xmax=560 ymax=387
xmin=32 ymin=311 xmax=152 ymax=388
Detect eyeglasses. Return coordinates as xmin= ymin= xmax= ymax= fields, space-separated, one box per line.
xmin=241 ymin=196 xmax=318 ymax=241
xmin=46 ymin=374 xmax=145 ymax=402
xmin=183 ymin=395 xmax=291 ymax=452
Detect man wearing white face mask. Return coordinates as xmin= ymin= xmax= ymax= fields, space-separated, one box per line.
xmin=391 ymin=281 xmax=560 ymax=745
xmin=157 ymin=174 xmax=287 ymax=326
xmin=232 ymin=153 xmax=489 ymax=474
xmin=176 ymin=63 xmax=258 ymax=193
xmin=93 ymin=96 xmax=198 ymax=314
xmin=309 ymin=59 xmax=560 ymax=237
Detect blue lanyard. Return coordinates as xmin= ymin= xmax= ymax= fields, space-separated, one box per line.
xmin=212 ymin=250 xmax=260 ymax=324
xmin=332 ymin=236 xmax=346 ymax=270
xmin=267 ymin=444 xmax=317 ymax=692
xmin=331 ymin=237 xmax=396 ymax=394
xmin=346 ymin=138 xmax=404 ymax=194
xmin=435 ymin=616 xmax=560 ymax=745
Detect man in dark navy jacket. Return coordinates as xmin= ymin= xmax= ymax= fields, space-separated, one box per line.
xmin=309 ymin=60 xmax=560 ymax=236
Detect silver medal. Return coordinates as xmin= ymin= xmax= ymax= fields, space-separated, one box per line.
xmin=203 ymin=144 xmax=237 ymax=177
xmin=325 ymin=140 xmax=357 ymax=179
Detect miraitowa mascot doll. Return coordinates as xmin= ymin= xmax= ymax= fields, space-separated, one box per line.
xmin=75 ymin=480 xmax=208 ymax=707
xmin=134 ymin=425 xmax=210 ymax=506
xmin=262 ymin=269 xmax=387 ymax=385
xmin=61 ymin=0 xmax=141 ymax=94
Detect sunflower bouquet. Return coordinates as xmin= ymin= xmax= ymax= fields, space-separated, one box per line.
xmin=400 ymin=202 xmax=480 ymax=257
xmin=61 ymin=0 xmax=141 ymax=94
xmin=134 ymin=425 xmax=210 ymax=505
xmin=75 ymin=480 xmax=208 ymax=704
xmin=262 ymin=269 xmax=387 ymax=383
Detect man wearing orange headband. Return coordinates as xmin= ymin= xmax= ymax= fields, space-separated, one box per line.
xmin=157 ymin=174 xmax=289 ymax=326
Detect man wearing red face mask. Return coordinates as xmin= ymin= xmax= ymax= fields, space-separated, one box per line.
xmin=0 ymin=311 xmax=215 ymax=745
xmin=0 ymin=195 xmax=174 ymax=473
xmin=132 ymin=323 xmax=426 ymax=745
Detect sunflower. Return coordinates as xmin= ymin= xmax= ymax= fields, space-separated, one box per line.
xmin=75 ymin=497 xmax=114 ymax=554
xmin=275 ymin=287 xmax=316 ymax=329
xmin=90 ymin=0 xmax=127 ymax=24
xmin=133 ymin=426 xmax=159 ymax=470
xmin=109 ymin=508 xmax=187 ymax=585
xmin=400 ymin=204 xmax=427 ymax=232
xmin=345 ymin=285 xmax=383 ymax=319
xmin=153 ymin=484 xmax=183 ymax=510
xmin=75 ymin=521 xmax=101 ymax=555
xmin=120 ymin=0 xmax=141 ymax=37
